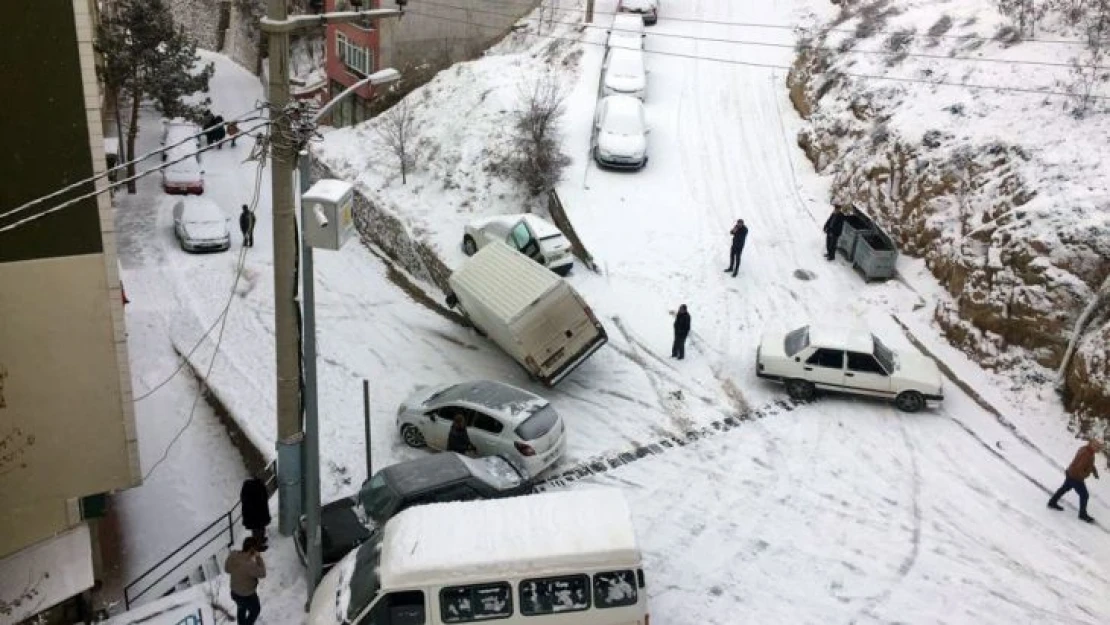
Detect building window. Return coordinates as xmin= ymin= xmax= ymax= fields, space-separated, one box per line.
xmin=336 ymin=31 xmax=372 ymax=77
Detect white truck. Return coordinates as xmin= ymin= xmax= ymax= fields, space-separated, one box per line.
xmin=446 ymin=241 xmax=607 ymax=386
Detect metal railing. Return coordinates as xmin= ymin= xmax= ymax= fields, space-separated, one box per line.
xmin=122 ymin=465 xmax=276 ymax=610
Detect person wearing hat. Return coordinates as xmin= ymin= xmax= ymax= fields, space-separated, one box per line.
xmin=1047 ymin=439 xmax=1103 ymax=523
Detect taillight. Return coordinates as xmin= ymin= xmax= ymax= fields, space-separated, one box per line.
xmin=515 ymin=441 xmax=536 ymax=456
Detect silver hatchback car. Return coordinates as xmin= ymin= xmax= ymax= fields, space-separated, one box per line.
xmin=396 ymin=380 xmax=567 ymax=478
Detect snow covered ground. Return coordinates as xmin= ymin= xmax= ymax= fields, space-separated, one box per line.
xmin=114 ymin=2 xmax=1110 ymax=623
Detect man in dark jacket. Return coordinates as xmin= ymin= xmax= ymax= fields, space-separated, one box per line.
xmin=239 ymin=205 xmax=257 ymax=248
xmin=240 ymin=477 xmax=270 ymax=550
xmin=672 ymin=304 xmax=691 ymax=360
xmin=447 ymin=414 xmax=475 ymax=455
xmin=1048 ymin=439 xmax=1103 ymax=523
xmin=823 ymin=207 xmax=847 ymax=261
xmin=725 ymin=219 xmax=748 ymax=277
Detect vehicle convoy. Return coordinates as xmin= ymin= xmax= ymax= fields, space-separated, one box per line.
xmin=308 ymin=488 xmax=649 ymax=625
xmin=397 ymin=380 xmax=568 ymax=478
xmin=446 ymin=241 xmax=607 ymax=386
xmin=294 ymin=452 xmax=532 ymax=570
xmin=463 ymin=213 xmax=574 ymax=276
xmin=756 ymin=323 xmax=944 ymax=412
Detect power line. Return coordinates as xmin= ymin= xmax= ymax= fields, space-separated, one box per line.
xmin=0 ymin=104 xmax=268 ymax=224
xmin=404 ymin=8 xmax=1110 ymax=101
xmin=421 ymin=0 xmax=1107 ymax=70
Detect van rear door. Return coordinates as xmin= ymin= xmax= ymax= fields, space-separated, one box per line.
xmin=516 ymin=286 xmax=605 ymax=384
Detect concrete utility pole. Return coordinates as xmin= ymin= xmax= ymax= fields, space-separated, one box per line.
xmin=586 ymin=0 xmax=594 ymax=23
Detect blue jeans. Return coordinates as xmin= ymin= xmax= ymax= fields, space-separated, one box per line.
xmin=231 ymin=592 xmax=260 ymax=625
xmin=1049 ymin=475 xmax=1089 ymax=516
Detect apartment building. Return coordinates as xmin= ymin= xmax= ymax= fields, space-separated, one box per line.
xmin=323 ymin=0 xmax=383 ymax=126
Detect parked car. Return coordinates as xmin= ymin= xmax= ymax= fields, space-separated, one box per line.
xmin=160 ymin=119 xmax=204 ymax=194
xmin=397 ymin=380 xmax=568 ymax=477
xmin=171 ymin=197 xmax=230 ymax=253
xmin=594 ymin=95 xmax=649 ymax=170
xmin=618 ymin=0 xmax=659 ymax=25
xmin=756 ymin=324 xmax=944 ymax=412
xmin=463 ymin=213 xmax=574 ymax=276
xmin=607 ymin=13 xmax=645 ymax=49
xmin=294 ymin=452 xmax=532 ymax=571
xmin=602 ymin=47 xmax=647 ymax=99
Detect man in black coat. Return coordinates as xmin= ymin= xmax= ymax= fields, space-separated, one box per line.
xmin=239 ymin=205 xmax=257 ymax=247
xmin=725 ymin=219 xmax=749 ymax=277
xmin=447 ymin=414 xmax=475 ymax=455
xmin=823 ymin=207 xmax=847 ymax=261
xmin=240 ymin=476 xmax=270 ymax=550
xmin=672 ymin=304 xmax=691 ymax=360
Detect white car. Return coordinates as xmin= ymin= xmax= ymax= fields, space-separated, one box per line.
xmin=619 ymin=0 xmax=659 ymax=25
xmin=161 ymin=119 xmax=204 ymax=194
xmin=396 ymin=380 xmax=567 ymax=477
xmin=607 ymin=13 xmax=645 ymax=50
xmin=172 ymin=197 xmax=230 ymax=253
xmin=756 ymin=324 xmax=944 ymax=412
xmin=602 ymin=47 xmax=647 ymax=99
xmin=594 ymin=95 xmax=648 ymax=170
xmin=463 ymin=213 xmax=574 ymax=276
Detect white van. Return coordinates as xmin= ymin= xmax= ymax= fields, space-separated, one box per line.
xmin=308 ymin=488 xmax=649 ymax=625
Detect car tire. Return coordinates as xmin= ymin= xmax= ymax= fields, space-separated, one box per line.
xmin=400 ymin=424 xmax=426 ymax=448
xmin=894 ymin=391 xmax=925 ymax=413
xmin=462 ymin=235 xmax=477 ymax=256
xmin=785 ymin=379 xmax=816 ymax=402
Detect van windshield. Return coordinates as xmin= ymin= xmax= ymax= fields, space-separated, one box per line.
xmin=346 ymin=534 xmax=383 ymax=621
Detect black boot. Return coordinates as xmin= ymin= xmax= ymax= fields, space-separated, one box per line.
xmin=1047 ymin=501 xmax=1064 ymax=511
xmin=1079 ymin=513 xmax=1095 ymax=523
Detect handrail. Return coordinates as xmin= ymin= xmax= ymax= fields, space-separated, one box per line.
xmin=122 ymin=463 xmax=276 ymax=610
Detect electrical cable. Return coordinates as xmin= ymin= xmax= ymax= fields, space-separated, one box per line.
xmin=403 ymin=7 xmax=1110 ymax=101
xmin=0 ymin=104 xmax=268 ymax=223
xmin=420 ymin=0 xmax=1110 ymax=70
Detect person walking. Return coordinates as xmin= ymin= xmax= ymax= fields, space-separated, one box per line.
xmin=725 ymin=219 xmax=749 ymax=277
xmin=823 ymin=206 xmax=847 ymax=261
xmin=447 ymin=414 xmax=475 ymax=455
xmin=672 ymin=304 xmax=691 ymax=360
xmin=225 ymin=537 xmax=266 ymax=625
xmin=239 ymin=476 xmax=270 ymax=551
xmin=1047 ymin=439 xmax=1103 ymax=523
xmin=239 ymin=205 xmax=257 ymax=248
xmin=227 ymin=120 xmax=240 ymax=147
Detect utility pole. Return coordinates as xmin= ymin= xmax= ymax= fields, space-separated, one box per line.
xmin=586 ymin=0 xmax=594 ymax=23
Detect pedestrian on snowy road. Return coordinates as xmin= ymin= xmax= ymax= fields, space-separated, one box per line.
xmin=672 ymin=305 xmax=691 ymax=360
xmin=227 ymin=120 xmax=240 ymax=147
xmin=225 ymin=537 xmax=266 ymax=625
xmin=447 ymin=414 xmax=475 ymax=455
xmin=1048 ymin=439 xmax=1103 ymax=523
xmin=823 ymin=206 xmax=847 ymax=261
xmin=240 ymin=476 xmax=270 ymax=550
xmin=240 ymin=205 xmax=257 ymax=248
xmin=725 ymin=219 xmax=748 ymax=277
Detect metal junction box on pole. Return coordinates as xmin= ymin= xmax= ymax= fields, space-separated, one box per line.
xmin=301 ymin=179 xmax=355 ymax=251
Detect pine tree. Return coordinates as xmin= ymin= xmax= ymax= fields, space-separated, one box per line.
xmin=96 ymin=0 xmax=214 ymax=193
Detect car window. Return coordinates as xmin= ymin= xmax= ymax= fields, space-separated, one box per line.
xmin=805 ymin=349 xmax=844 ymax=369
xmin=520 ymin=575 xmax=590 ymax=616
xmin=872 ymin=336 xmax=896 ymax=372
xmin=471 ymin=412 xmax=504 ymax=434
xmin=355 ymin=590 xmax=425 ymax=625
xmin=784 ymin=326 xmax=809 ymax=357
xmin=423 ymin=483 xmax=480 ymax=505
xmin=508 ymin=221 xmax=532 ymax=250
xmin=360 ymin=472 xmax=402 ymax=522
xmin=847 ymin=352 xmax=887 ymax=375
xmin=434 ymin=407 xmax=473 ymax=426
xmin=514 ymin=405 xmax=559 ymax=440
xmin=593 ymin=570 xmax=637 ymax=609
xmin=440 ymin=583 xmax=512 ymax=623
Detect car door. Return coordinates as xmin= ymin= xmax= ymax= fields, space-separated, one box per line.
xmin=467 ymin=410 xmax=509 ymax=457
xmin=422 ymin=405 xmax=463 ymax=450
xmin=845 ymin=351 xmax=893 ymax=396
xmin=506 ymin=219 xmax=543 ymax=263
xmin=803 ymin=348 xmax=846 ymax=390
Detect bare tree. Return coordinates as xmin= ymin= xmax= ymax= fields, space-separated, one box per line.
xmin=1070 ymin=0 xmax=1110 ymax=116
xmin=510 ymin=73 xmax=571 ymax=196
xmin=375 ymin=99 xmax=417 ymax=185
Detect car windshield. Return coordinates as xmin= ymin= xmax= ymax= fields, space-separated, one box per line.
xmin=345 ymin=533 xmax=383 ymax=622
xmin=462 ymin=455 xmax=525 ymax=490
xmin=872 ymin=336 xmax=896 ymax=372
xmin=359 ymin=472 xmax=401 ymax=523
xmin=784 ymin=326 xmax=809 ymax=357
xmin=515 ymin=405 xmax=559 ymax=440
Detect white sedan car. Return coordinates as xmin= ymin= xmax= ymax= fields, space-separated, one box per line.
xmin=594 ymin=95 xmax=648 ymax=170
xmin=396 ymin=380 xmax=567 ymax=477
xmin=602 ymin=47 xmax=647 ymax=100
xmin=756 ymin=324 xmax=943 ymax=412
xmin=171 ymin=197 xmax=230 ymax=253
xmin=462 ymin=213 xmax=574 ymax=275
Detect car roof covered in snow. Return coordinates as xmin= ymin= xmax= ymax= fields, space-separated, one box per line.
xmin=520 ymin=214 xmax=564 ymax=239
xmin=449 ymin=240 xmax=563 ymax=322
xmin=379 ymin=488 xmax=641 ymax=587
xmin=174 ymin=196 xmax=223 ymax=220
xmin=380 ymin=452 xmax=474 ymax=496
xmin=806 ymin=324 xmax=874 ymax=353
xmin=433 ymin=380 xmax=548 ymax=422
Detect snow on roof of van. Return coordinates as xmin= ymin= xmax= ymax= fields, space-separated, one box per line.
xmin=449 ymin=240 xmax=562 ymax=322
xmin=379 ymin=488 xmax=640 ymax=588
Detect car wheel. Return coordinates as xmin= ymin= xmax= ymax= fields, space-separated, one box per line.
xmin=400 ymin=424 xmax=426 ymax=448
xmin=895 ymin=391 xmax=925 ymax=413
xmin=785 ymin=379 xmax=816 ymax=402
xmin=462 ymin=235 xmax=477 ymax=256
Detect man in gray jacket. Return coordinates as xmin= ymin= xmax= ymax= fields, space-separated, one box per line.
xmin=225 ymin=537 xmax=266 ymax=625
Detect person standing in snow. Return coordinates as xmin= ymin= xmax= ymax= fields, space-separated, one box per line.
xmin=227 ymin=120 xmax=240 ymax=147
xmin=823 ymin=206 xmax=847 ymax=261
xmin=672 ymin=304 xmax=691 ymax=360
xmin=240 ymin=205 xmax=257 ymax=248
xmin=1047 ymin=439 xmax=1103 ymax=523
xmin=725 ymin=219 xmax=749 ymax=277
xmin=240 ymin=476 xmax=270 ymax=550
xmin=447 ymin=414 xmax=475 ymax=455
xmin=225 ymin=537 xmax=266 ymax=625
